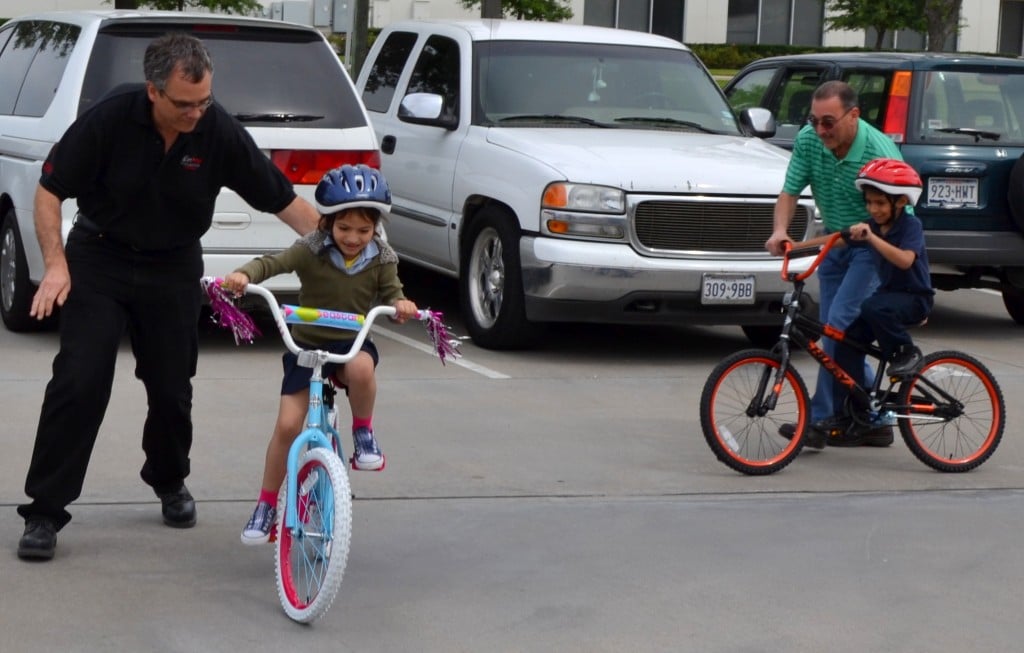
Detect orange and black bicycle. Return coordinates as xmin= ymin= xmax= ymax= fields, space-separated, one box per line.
xmin=700 ymin=231 xmax=1005 ymax=476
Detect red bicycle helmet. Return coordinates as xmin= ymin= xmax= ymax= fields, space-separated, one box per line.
xmin=854 ymin=158 xmax=923 ymax=205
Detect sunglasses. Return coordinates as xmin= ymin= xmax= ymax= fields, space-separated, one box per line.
xmin=160 ymin=89 xmax=214 ymax=112
xmin=807 ymin=107 xmax=853 ymax=130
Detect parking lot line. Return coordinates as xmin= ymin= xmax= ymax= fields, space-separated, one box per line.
xmin=374 ymin=327 xmax=510 ymax=379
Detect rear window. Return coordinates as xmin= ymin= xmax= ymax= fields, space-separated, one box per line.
xmin=912 ymin=68 xmax=1024 ymax=146
xmin=80 ymin=23 xmax=367 ymax=129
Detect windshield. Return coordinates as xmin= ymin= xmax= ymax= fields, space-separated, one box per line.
xmin=474 ymin=40 xmax=740 ymax=135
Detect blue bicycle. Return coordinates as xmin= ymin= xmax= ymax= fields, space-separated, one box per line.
xmin=203 ymin=277 xmax=457 ymax=622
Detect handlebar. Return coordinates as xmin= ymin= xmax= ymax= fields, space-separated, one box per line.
xmin=243 ymin=283 xmax=430 ymax=365
xmin=780 ymin=231 xmax=846 ymax=282
xmin=201 ymin=276 xmax=461 ymax=366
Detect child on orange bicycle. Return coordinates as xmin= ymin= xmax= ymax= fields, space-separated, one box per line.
xmin=832 ymin=158 xmax=934 ymax=417
xmin=222 ymin=164 xmax=419 ymax=545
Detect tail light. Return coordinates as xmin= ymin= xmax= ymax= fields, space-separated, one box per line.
xmin=882 ymin=71 xmax=912 ymax=144
xmin=271 ymin=150 xmax=382 ymax=184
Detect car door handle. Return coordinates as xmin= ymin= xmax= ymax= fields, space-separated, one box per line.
xmin=381 ymin=134 xmax=396 ymax=155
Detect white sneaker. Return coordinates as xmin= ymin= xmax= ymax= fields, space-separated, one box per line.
xmin=240 ymin=501 xmax=277 ymax=545
xmin=351 ymin=427 xmax=385 ymax=471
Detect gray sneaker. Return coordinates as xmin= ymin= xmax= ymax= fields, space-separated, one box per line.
xmin=351 ymin=427 xmax=385 ymax=471
xmin=240 ymin=501 xmax=277 ymax=545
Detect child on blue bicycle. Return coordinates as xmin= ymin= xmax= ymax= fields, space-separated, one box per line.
xmin=222 ymin=164 xmax=419 ymax=545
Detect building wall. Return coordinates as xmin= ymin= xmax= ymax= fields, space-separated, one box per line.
xmin=0 ymin=0 xmax=1011 ymax=54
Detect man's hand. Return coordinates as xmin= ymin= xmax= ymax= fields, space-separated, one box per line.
xmin=30 ymin=262 xmax=70 ymax=319
xmin=765 ymin=231 xmax=793 ymax=257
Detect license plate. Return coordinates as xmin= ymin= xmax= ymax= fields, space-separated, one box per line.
xmin=926 ymin=177 xmax=978 ymax=207
xmin=701 ymin=274 xmax=755 ymax=305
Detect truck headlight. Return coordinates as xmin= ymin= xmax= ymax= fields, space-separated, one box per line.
xmin=542 ymin=182 xmax=625 ymax=213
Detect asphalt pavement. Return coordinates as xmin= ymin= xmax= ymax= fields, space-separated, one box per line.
xmin=3 ymin=285 xmax=1024 ymax=652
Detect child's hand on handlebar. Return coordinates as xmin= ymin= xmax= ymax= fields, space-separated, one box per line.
xmin=222 ymin=272 xmax=251 ymax=295
xmin=390 ymin=298 xmax=419 ymax=324
xmin=846 ymin=223 xmax=871 ymax=241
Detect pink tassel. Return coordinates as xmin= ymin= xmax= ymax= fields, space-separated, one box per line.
xmin=201 ymin=278 xmax=261 ymax=344
xmin=422 ymin=310 xmax=461 ymax=365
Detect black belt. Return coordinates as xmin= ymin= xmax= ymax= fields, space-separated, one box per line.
xmin=73 ymin=214 xmax=141 ymax=251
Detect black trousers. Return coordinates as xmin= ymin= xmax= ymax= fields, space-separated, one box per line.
xmin=18 ymin=228 xmax=203 ymax=530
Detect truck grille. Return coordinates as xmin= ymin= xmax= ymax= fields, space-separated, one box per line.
xmin=633 ymin=199 xmax=811 ymax=252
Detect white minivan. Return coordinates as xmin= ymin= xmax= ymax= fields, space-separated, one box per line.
xmin=0 ymin=10 xmax=380 ymax=331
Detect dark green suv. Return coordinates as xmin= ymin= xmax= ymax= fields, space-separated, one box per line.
xmin=725 ymin=52 xmax=1024 ymax=323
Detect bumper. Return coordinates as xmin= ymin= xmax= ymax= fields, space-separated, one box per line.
xmin=519 ymin=236 xmax=815 ymax=326
xmin=926 ymin=230 xmax=1024 ymax=266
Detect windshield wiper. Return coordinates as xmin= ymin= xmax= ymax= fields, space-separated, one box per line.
xmin=234 ymin=113 xmax=323 ymax=123
xmin=934 ymin=127 xmax=1001 ymax=142
xmin=496 ymin=114 xmax=613 ymax=128
xmin=612 ymin=116 xmax=720 ymax=133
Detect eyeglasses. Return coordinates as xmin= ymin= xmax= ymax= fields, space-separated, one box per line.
xmin=807 ymin=107 xmax=853 ymax=130
xmin=160 ymin=89 xmax=214 ymax=112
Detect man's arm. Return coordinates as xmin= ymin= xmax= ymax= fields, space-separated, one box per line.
xmin=274 ymin=195 xmax=320 ymax=236
xmin=765 ymin=191 xmax=799 ymax=256
xmin=30 ymin=184 xmax=70 ymax=319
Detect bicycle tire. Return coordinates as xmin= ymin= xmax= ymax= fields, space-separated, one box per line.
xmin=897 ymin=350 xmax=1004 ymax=473
xmin=275 ymin=446 xmax=352 ymax=623
xmin=700 ymin=349 xmax=810 ymax=475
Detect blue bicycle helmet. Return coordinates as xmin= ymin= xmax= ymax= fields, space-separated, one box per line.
xmin=314 ymin=164 xmax=391 ymax=216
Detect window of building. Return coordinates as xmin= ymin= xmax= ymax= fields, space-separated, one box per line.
xmin=999 ymin=0 xmax=1024 ymax=55
xmin=583 ymin=0 xmax=684 ymax=42
xmin=726 ymin=0 xmax=822 ymax=46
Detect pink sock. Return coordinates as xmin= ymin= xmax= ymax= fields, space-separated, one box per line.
xmin=352 ymin=416 xmax=372 ymax=431
xmin=258 ymin=488 xmax=277 ymax=506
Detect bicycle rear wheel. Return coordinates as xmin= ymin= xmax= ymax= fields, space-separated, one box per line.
xmin=275 ymin=446 xmax=352 ymax=623
xmin=700 ymin=349 xmax=810 ymax=475
xmin=897 ymin=350 xmax=1004 ymax=472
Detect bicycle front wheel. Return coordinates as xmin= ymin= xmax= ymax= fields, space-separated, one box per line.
xmin=275 ymin=446 xmax=353 ymax=623
xmin=897 ymin=350 xmax=1004 ymax=473
xmin=700 ymin=349 xmax=810 ymax=475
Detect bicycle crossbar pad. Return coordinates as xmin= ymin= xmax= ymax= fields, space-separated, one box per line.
xmin=281 ymin=304 xmax=364 ymax=332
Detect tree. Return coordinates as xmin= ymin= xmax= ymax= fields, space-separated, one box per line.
xmin=459 ymin=0 xmax=572 ymax=22
xmin=823 ymin=0 xmax=966 ymax=52
xmin=108 ymin=0 xmax=263 ymax=14
xmin=920 ymin=0 xmax=964 ymax=52
xmin=823 ymin=0 xmax=921 ymax=50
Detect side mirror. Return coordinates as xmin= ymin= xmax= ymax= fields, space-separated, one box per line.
xmin=398 ymin=92 xmax=458 ymax=131
xmin=739 ymin=107 xmax=776 ymax=138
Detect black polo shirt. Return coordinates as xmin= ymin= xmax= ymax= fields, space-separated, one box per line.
xmin=40 ymin=86 xmax=296 ymax=252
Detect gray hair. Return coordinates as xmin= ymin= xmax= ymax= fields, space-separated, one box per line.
xmin=144 ymin=33 xmax=213 ymax=90
xmin=813 ymin=80 xmax=859 ymax=112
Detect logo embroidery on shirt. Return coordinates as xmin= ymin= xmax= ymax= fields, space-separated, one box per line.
xmin=180 ymin=155 xmax=203 ymax=171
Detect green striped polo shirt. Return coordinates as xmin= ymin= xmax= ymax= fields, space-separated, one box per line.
xmin=782 ymin=119 xmax=903 ymax=231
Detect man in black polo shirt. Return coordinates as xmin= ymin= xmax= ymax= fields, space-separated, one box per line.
xmin=16 ymin=33 xmax=320 ymax=560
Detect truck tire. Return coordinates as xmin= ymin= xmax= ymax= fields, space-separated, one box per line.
xmin=459 ymin=206 xmax=539 ymax=349
xmin=1007 ymin=155 xmax=1024 ymax=233
xmin=1001 ymin=282 xmax=1024 ymax=324
xmin=0 ymin=208 xmax=50 ymax=332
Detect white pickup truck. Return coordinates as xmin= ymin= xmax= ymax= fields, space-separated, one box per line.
xmin=355 ymin=19 xmax=816 ymax=349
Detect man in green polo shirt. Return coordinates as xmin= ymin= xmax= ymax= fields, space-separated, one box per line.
xmin=766 ymin=80 xmax=903 ymax=448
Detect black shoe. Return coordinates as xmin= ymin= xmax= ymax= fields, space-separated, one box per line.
xmin=826 ymin=422 xmax=895 ymax=448
xmin=778 ymin=422 xmax=826 ymax=450
xmin=888 ymin=346 xmax=923 ymax=377
xmin=157 ymin=485 xmax=196 ymax=528
xmin=17 ymin=517 xmax=57 ymax=561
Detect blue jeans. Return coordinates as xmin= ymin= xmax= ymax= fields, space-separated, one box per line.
xmin=812 ymin=245 xmax=879 ymax=422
